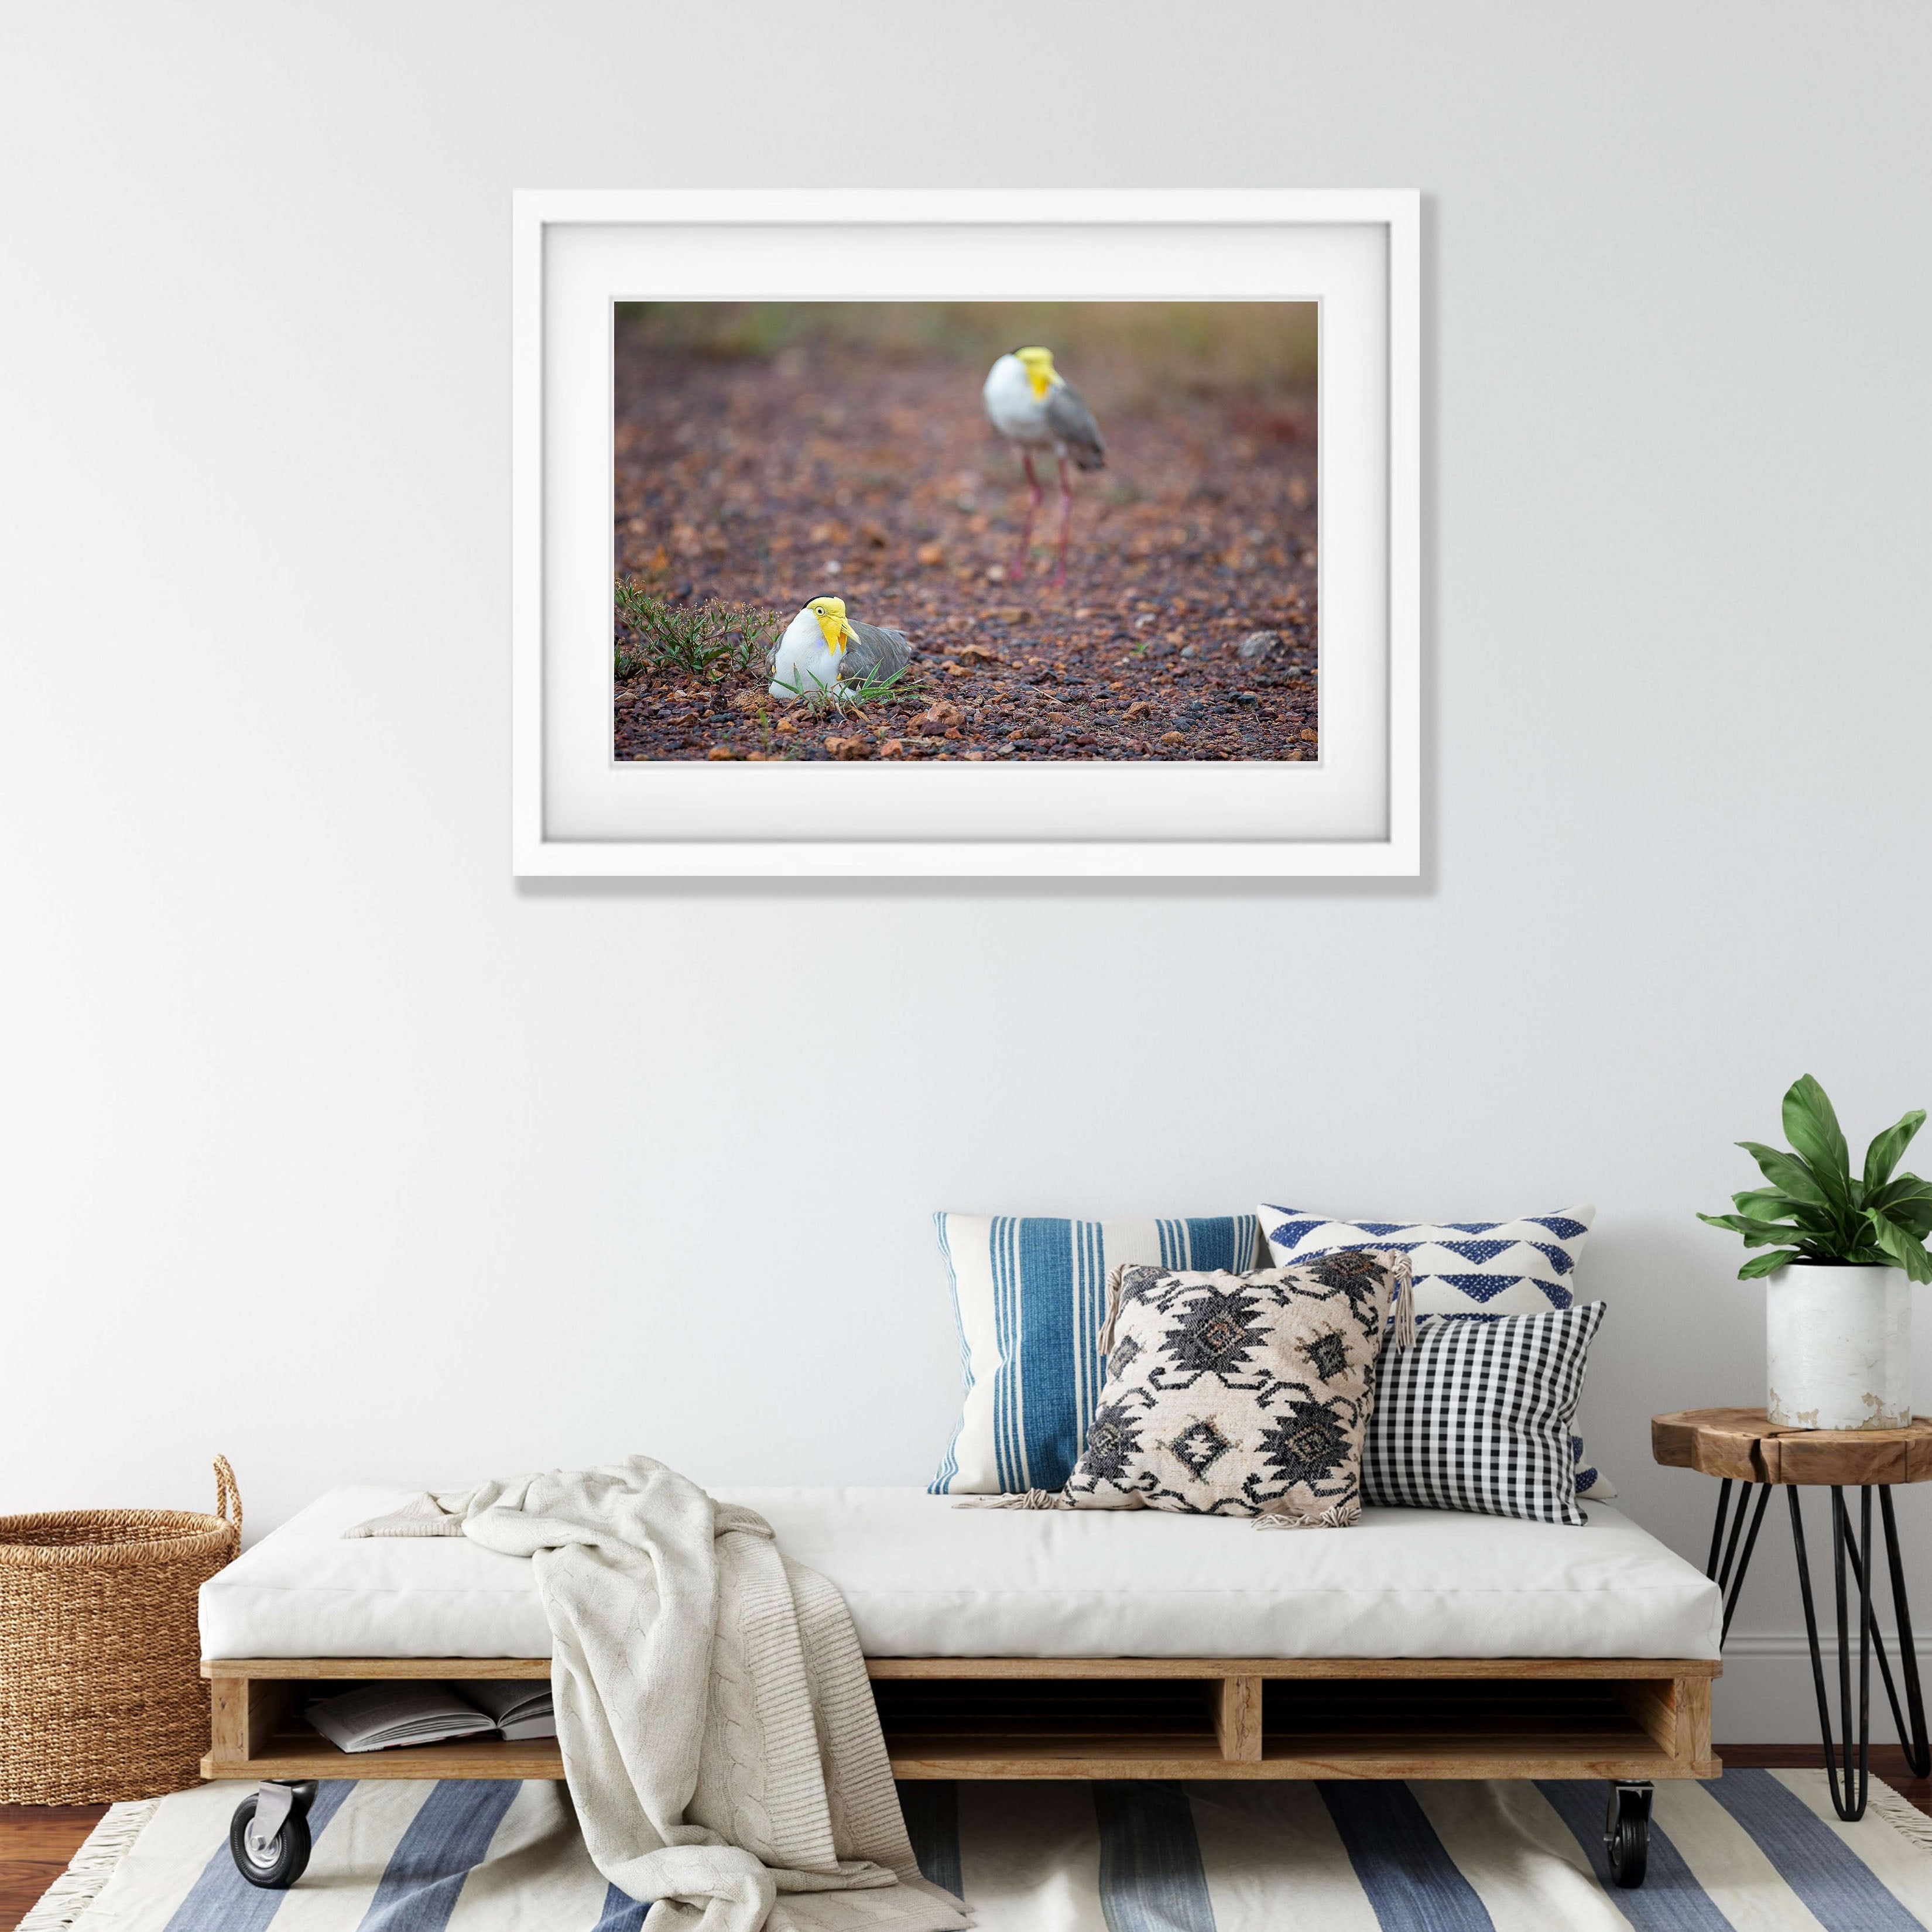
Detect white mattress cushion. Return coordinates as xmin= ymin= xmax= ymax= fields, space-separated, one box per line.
xmin=199 ymin=1484 xmax=1720 ymax=1662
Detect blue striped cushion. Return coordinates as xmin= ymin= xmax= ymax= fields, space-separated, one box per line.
xmin=929 ymin=1213 xmax=1263 ymax=1495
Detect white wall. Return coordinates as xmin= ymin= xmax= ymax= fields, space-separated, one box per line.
xmin=3 ymin=1 xmax=1929 ymax=1743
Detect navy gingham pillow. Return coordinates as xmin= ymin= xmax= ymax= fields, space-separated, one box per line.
xmin=1364 ymin=1302 xmax=1607 ymax=1526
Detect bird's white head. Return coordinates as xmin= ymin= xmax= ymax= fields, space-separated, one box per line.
xmin=1013 ymin=346 xmax=1059 ymax=401
xmin=806 ymin=595 xmax=854 ymax=658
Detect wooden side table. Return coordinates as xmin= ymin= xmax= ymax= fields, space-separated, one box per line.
xmin=1653 ymin=1406 xmax=1932 ymax=1820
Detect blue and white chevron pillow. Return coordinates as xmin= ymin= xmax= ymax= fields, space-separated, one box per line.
xmin=929 ymin=1212 xmax=1264 ymax=1495
xmin=1258 ymin=1202 xmax=1614 ymax=1499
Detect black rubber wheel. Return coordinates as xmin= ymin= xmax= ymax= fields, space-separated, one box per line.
xmin=1605 ymin=1787 xmax=1651 ymax=1890
xmin=229 ymin=1797 xmax=312 ymax=1889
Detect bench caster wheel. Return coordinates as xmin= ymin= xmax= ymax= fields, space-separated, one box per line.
xmin=230 ymin=1780 xmax=317 ymax=1889
xmin=1605 ymin=1780 xmax=1653 ymax=1889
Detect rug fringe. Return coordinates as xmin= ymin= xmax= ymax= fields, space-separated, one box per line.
xmin=16 ymin=1798 xmax=162 ymax=1932
xmin=1864 ymin=1779 xmax=1932 ymax=1854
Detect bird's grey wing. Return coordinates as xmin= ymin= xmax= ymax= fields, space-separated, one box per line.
xmin=845 ymin=622 xmax=913 ymax=680
xmin=1045 ymin=382 xmax=1107 ymax=470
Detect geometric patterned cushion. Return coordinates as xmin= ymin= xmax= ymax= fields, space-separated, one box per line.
xmin=1258 ymin=1202 xmax=1595 ymax=1314
xmin=928 ymin=1212 xmax=1263 ymax=1496
xmin=1258 ymin=1202 xmax=1615 ymax=1499
xmin=1361 ymin=1302 xmax=1608 ymax=1526
xmin=1054 ymin=1251 xmax=1412 ymax=1525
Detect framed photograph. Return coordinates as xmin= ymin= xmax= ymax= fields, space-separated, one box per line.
xmin=513 ymin=191 xmax=1419 ymax=876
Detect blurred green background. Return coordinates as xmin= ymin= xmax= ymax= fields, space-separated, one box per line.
xmin=615 ymin=302 xmax=1317 ymax=414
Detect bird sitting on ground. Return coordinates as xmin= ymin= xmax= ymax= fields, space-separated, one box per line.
xmin=769 ymin=596 xmax=913 ymax=702
xmin=982 ymin=346 xmax=1107 ymax=586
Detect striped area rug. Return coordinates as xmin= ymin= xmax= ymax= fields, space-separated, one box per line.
xmin=25 ymin=1772 xmax=1932 ymax=1931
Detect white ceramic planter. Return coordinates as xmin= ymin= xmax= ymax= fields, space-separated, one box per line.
xmin=1766 ymin=1263 xmax=1912 ymax=1430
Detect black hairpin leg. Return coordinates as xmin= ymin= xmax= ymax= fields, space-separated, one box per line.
xmin=1704 ymin=1477 xmax=1772 ymax=1641
xmin=1790 ymin=1486 xmax=1875 ymax=1820
xmin=1708 ymin=1474 xmax=1927 ymax=1811
xmin=1839 ymin=1487 xmax=1932 ymax=1778
xmin=1705 ymin=1477 xmax=1734 ymax=1578
xmin=1882 ymin=1488 xmax=1931 ymax=1776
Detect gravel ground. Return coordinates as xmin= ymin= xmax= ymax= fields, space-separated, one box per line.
xmin=613 ymin=341 xmax=1318 ymax=762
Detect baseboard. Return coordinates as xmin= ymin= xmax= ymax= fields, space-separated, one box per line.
xmin=1724 ymin=1633 xmax=1932 ymax=1660
xmin=1715 ymin=1632 xmax=1931 ymax=1743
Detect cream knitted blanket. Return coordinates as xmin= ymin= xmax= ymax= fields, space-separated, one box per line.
xmin=348 ymin=1460 xmax=966 ymax=1932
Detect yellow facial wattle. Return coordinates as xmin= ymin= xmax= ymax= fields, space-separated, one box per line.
xmin=811 ymin=600 xmax=851 ymax=653
xmin=1017 ymin=347 xmax=1057 ymax=400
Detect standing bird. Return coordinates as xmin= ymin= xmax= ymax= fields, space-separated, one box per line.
xmin=769 ymin=595 xmax=913 ymax=702
xmin=982 ymin=347 xmax=1107 ymax=585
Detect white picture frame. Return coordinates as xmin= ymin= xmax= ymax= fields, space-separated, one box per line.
xmin=512 ymin=190 xmax=1420 ymax=878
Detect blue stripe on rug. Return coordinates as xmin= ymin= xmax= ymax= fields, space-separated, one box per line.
xmin=161 ymin=1780 xmax=356 ymax=1932
xmin=1706 ymin=1769 xmax=1924 ymax=1932
xmin=588 ymin=1880 xmax=649 ymax=1931
xmin=1092 ymin=1781 xmax=1217 ymax=1932
xmin=1535 ymin=1779 xmax=1732 ymax=1930
xmin=896 ymin=1779 xmax=962 ymax=1900
xmin=1016 ymin=1218 xmax=1080 ymax=1491
xmin=1318 ymin=1782 xmax=1493 ymax=1931
xmin=352 ymin=1780 xmax=521 ymax=1932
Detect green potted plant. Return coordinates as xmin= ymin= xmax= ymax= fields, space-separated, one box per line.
xmin=1699 ymin=1075 xmax=1932 ymax=1430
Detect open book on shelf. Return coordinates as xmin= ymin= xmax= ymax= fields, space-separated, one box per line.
xmin=456 ymin=1679 xmax=557 ymax=1741
xmin=306 ymin=1680 xmax=557 ymax=1753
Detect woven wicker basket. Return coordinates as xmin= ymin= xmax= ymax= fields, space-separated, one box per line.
xmin=0 ymin=1457 xmax=241 ymax=1803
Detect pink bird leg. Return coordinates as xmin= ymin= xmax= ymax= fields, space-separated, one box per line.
xmin=1012 ymin=451 xmax=1043 ymax=581
xmin=1052 ymin=453 xmax=1074 ymax=587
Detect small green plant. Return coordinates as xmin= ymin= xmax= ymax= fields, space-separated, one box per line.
xmin=1698 ymin=1074 xmax=1932 ymax=1282
xmin=769 ymin=661 xmax=923 ymax=715
xmin=614 ymin=581 xmax=782 ymax=680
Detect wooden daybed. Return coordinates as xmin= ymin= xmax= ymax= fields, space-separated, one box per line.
xmin=200 ymin=1485 xmax=1724 ymax=1890
xmin=205 ymin=1650 xmax=1716 ymax=1787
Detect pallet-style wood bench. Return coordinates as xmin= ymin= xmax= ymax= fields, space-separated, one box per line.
xmin=204 ymin=1652 xmax=1718 ymax=1889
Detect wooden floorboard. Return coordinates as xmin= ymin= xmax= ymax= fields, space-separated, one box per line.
xmin=0 ymin=1806 xmax=105 ymax=1932
xmin=2 ymin=1749 xmax=1927 ymax=1930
